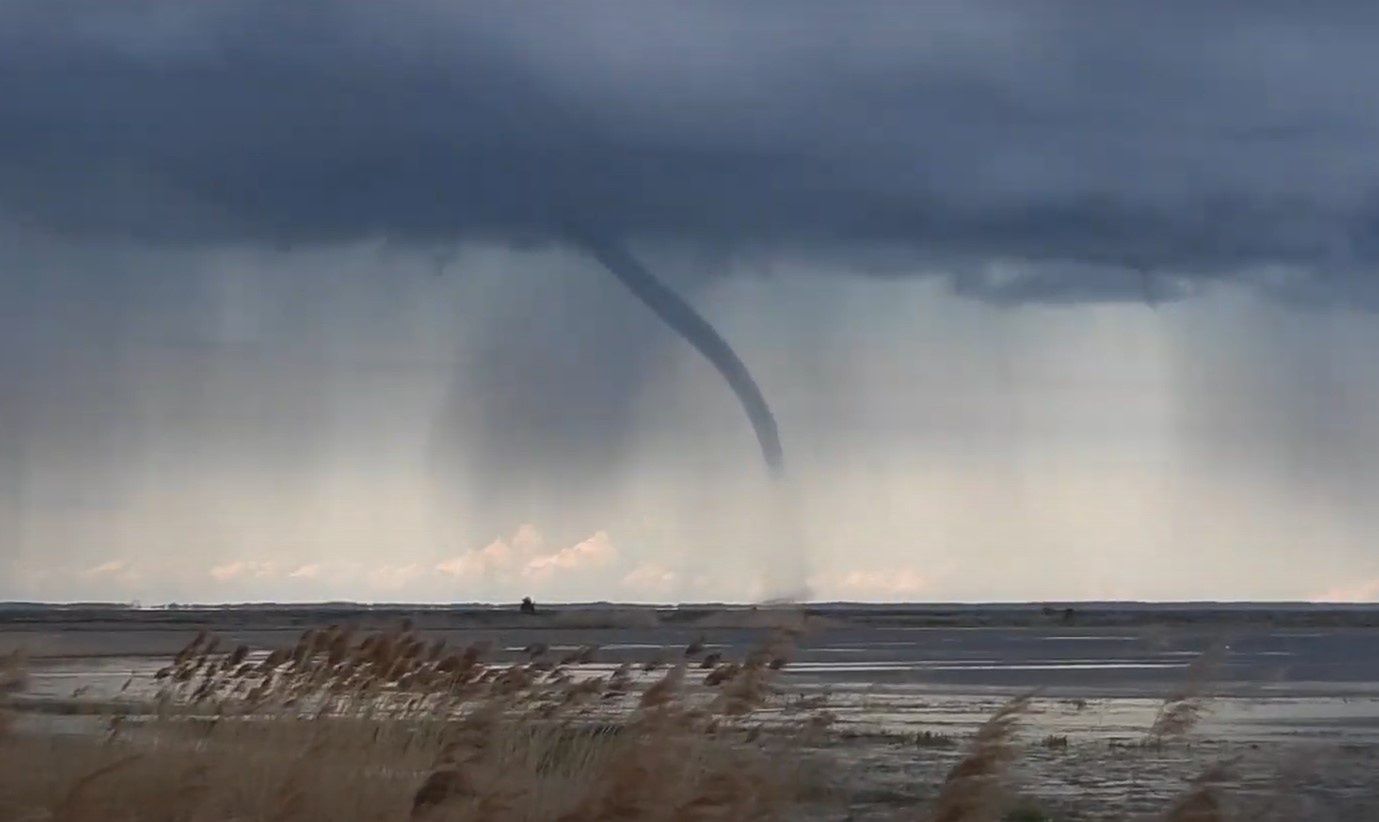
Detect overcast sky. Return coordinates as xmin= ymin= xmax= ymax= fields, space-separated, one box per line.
xmin=4 ymin=2 xmax=1379 ymax=603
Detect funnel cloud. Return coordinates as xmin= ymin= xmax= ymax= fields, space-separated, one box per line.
xmin=573 ymin=230 xmax=784 ymax=474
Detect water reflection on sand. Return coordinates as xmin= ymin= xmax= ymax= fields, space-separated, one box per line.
xmin=6 ymin=604 xmax=1379 ymax=818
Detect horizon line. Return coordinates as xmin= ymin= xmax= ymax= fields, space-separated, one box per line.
xmin=2 ymin=599 xmax=1377 ymax=609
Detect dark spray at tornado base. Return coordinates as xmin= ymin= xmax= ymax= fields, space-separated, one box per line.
xmin=573 ymin=232 xmax=785 ymax=475
xmin=572 ymin=231 xmax=809 ymax=601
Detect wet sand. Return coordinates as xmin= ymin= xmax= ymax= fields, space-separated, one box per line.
xmin=5 ymin=603 xmax=1379 ymax=818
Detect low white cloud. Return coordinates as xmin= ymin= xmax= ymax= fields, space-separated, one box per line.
xmin=368 ymin=563 xmax=423 ymax=591
xmin=83 ymin=559 xmax=141 ymax=583
xmin=209 ymin=561 xmax=278 ymax=582
xmin=510 ymin=523 xmax=545 ymax=554
xmin=85 ymin=560 xmax=128 ymax=576
xmin=523 ymin=531 xmax=617 ymax=579
xmin=1312 ymin=578 xmax=1379 ymax=603
xmin=434 ymin=526 xmax=615 ymax=585
xmin=622 ymin=562 xmax=677 ymax=596
xmin=287 ymin=563 xmax=322 ymax=580
xmin=436 ymin=538 xmax=517 ymax=578
xmin=435 ymin=524 xmax=545 ymax=579
xmin=813 ymin=568 xmax=929 ymax=600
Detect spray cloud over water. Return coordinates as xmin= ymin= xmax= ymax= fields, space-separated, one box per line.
xmin=572 ymin=229 xmax=785 ymax=476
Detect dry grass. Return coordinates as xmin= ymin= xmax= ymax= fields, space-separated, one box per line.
xmin=925 ymin=693 xmax=1033 ymax=822
xmin=1163 ymin=761 xmax=1237 ymax=822
xmin=0 ymin=624 xmax=1326 ymax=822
xmin=0 ymin=649 xmax=26 ymax=694
xmin=0 ymin=622 xmax=822 ymax=821
xmin=0 ymin=650 xmax=24 ymax=740
xmin=1147 ymin=645 xmax=1224 ymax=746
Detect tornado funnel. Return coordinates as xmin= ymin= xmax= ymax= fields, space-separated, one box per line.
xmin=571 ymin=230 xmax=784 ymax=475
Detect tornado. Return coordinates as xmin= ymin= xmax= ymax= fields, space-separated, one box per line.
xmin=570 ymin=229 xmax=784 ymax=475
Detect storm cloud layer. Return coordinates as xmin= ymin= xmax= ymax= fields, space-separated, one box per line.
xmin=4 ymin=2 xmax=1379 ymax=304
xmin=10 ymin=3 xmax=1379 ymax=604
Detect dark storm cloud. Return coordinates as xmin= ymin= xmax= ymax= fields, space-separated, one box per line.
xmin=5 ymin=2 xmax=1379 ymax=302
